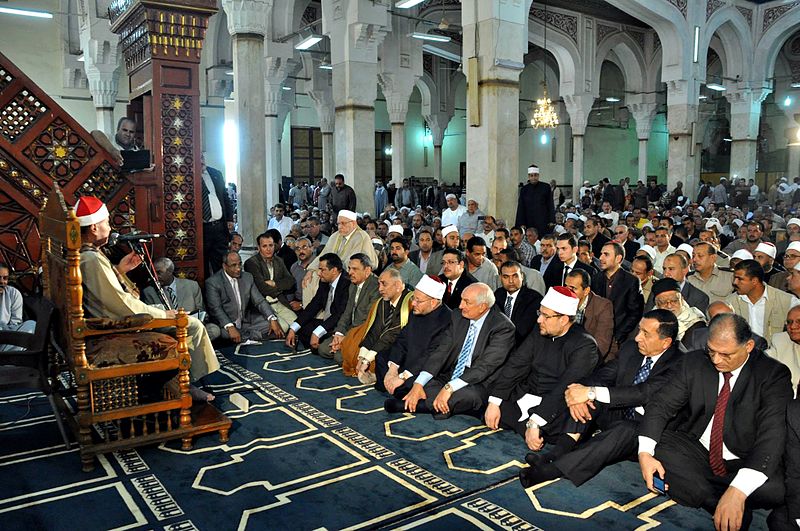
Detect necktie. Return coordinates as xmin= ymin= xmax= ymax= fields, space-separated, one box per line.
xmin=323 ymin=284 xmax=335 ymax=319
xmin=452 ymin=323 xmax=477 ymax=379
xmin=167 ymin=285 xmax=177 ymax=309
xmin=201 ymin=176 xmax=212 ymax=223
xmin=709 ymin=372 xmax=733 ymax=476
xmin=624 ymin=357 xmax=653 ymax=420
xmin=562 ymin=265 xmax=571 ymax=286
xmin=353 ymin=285 xmax=362 ymax=320
xmin=444 ymin=281 xmax=453 ymax=303
xmin=232 ymin=278 xmax=242 ymax=328
xmin=504 ymin=294 xmax=513 ymax=317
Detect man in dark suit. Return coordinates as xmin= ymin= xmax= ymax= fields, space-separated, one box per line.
xmin=544 ymin=233 xmax=596 ymax=288
xmin=439 ymin=248 xmax=478 ymax=310
xmin=200 ymin=154 xmax=234 ymax=278
xmin=584 ymin=216 xmax=611 ymax=259
xmin=521 ymin=310 xmax=683 ymax=487
xmin=205 ymin=252 xmax=284 ymax=342
xmin=285 ymin=253 xmax=350 ymax=357
xmin=591 ymin=242 xmax=644 ymax=357
xmin=565 ymin=269 xmax=615 ymax=359
xmin=494 ymin=260 xmax=542 ymax=346
xmin=403 ymin=283 xmax=515 ymax=418
xmin=515 ymin=164 xmax=554 ymax=237
xmin=768 ymin=398 xmax=800 ymax=530
xmin=244 ymin=231 xmax=297 ymax=332
xmin=613 ymin=225 xmax=641 ymax=263
xmin=638 ymin=314 xmax=794 ymax=530
xmin=382 ymin=275 xmax=452 ymax=403
xmin=645 ymin=253 xmax=709 ymax=313
xmin=329 ymin=253 xmax=380 ymax=355
xmin=486 ymin=286 xmax=598 ymax=457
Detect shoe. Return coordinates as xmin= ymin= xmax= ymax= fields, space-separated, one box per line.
xmin=384 ymin=398 xmax=405 ymax=413
xmin=524 ymin=452 xmax=542 ymax=467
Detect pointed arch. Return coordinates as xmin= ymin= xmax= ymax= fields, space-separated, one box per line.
xmin=594 ymin=32 xmax=647 ymax=97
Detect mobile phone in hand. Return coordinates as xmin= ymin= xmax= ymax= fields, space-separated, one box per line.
xmin=653 ymin=474 xmax=667 ymax=496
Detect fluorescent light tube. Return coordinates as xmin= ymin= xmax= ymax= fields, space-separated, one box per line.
xmin=295 ymin=35 xmax=322 ymax=50
xmin=410 ymin=32 xmax=451 ymax=43
xmin=396 ymin=0 xmax=425 ymax=7
xmin=706 ymin=83 xmax=726 ymax=91
xmin=0 ymin=7 xmax=54 ymax=19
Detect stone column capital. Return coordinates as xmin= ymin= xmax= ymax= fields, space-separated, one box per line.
xmin=725 ymin=87 xmax=771 ymax=109
xmin=563 ymin=93 xmax=595 ymax=136
xmin=222 ymin=0 xmax=271 ymax=37
xmin=627 ymin=101 xmax=658 ymax=140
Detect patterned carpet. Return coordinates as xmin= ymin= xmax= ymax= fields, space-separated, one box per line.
xmin=0 ymin=341 xmax=768 ymax=530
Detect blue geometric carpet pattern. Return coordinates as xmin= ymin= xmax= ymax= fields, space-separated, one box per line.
xmin=0 ymin=341 xmax=768 ymax=530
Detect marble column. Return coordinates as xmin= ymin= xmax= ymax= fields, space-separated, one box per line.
xmin=264 ymin=55 xmax=296 ymax=209
xmin=324 ymin=1 xmax=390 ymax=212
xmin=309 ymin=65 xmax=335 ymax=181
xmin=628 ymin=99 xmax=658 ymax=184
xmin=382 ymin=80 xmax=412 ymax=184
xmin=563 ymin=93 xmax=595 ymax=200
xmin=790 ymin=125 xmax=800 ymax=178
xmin=666 ymin=79 xmax=700 ymax=198
xmin=222 ymin=0 xmax=268 ymax=247
xmin=79 ymin=30 xmax=121 ymax=136
xmin=727 ymin=87 xmax=770 ymax=182
xmin=461 ymin=0 xmax=529 ymax=220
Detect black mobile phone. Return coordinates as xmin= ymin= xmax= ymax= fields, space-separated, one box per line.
xmin=653 ymin=474 xmax=667 ymax=496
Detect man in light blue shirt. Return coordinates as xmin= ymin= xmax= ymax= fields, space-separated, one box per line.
xmin=0 ymin=263 xmax=36 ymax=351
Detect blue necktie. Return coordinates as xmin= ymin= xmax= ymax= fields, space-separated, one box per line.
xmin=452 ymin=323 xmax=477 ymax=379
xmin=624 ymin=357 xmax=653 ymax=420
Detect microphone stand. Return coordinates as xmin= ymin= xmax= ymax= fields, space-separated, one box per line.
xmin=128 ymin=239 xmax=173 ymax=311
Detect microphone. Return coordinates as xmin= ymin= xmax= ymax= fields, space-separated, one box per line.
xmin=108 ymin=232 xmax=162 ymax=246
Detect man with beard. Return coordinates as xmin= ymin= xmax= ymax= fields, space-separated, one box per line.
xmin=652 ymin=278 xmax=708 ymax=352
xmin=388 ymin=237 xmax=423 ymax=287
xmin=289 ymin=237 xmax=314 ymax=310
xmin=329 ymin=174 xmax=357 ymax=216
xmin=409 ymin=228 xmax=435 ymax=274
xmin=425 ymin=225 xmax=461 ymax=276
xmin=688 ymin=242 xmax=734 ymax=304
xmin=465 ymin=236 xmax=499 ymax=290
xmin=516 ymin=164 xmax=555 ymax=237
xmin=382 ymin=276 xmax=452 ymax=405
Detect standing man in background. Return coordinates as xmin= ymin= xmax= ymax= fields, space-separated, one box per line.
xmin=516 ymin=164 xmax=555 ymax=238
xmin=200 ymin=153 xmax=234 ymax=278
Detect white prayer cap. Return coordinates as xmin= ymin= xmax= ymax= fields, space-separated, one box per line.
xmin=787 ymin=218 xmax=800 ymax=229
xmin=541 ymin=286 xmax=579 ymax=316
xmin=731 ymin=249 xmax=754 ymax=261
xmin=442 ymin=225 xmax=459 ymax=237
xmin=445 ymin=193 xmax=457 ymax=200
xmin=415 ymin=275 xmax=446 ymax=300
xmin=566 ymin=213 xmax=580 ymax=221
xmin=641 ymin=222 xmax=654 ymax=230
xmin=579 ymin=215 xmax=588 ymax=223
xmin=677 ymin=243 xmax=694 ymax=258
xmin=732 ymin=219 xmax=745 ymax=228
xmin=754 ymin=242 xmax=777 ymax=259
xmin=371 ymin=238 xmax=384 ymax=246
xmin=388 ymin=225 xmax=404 ymax=236
xmin=527 ymin=165 xmax=540 ymax=174
xmin=638 ymin=244 xmax=657 ymax=261
xmin=338 ymin=209 xmax=357 ymax=221
xmin=697 ymin=206 xmax=705 ymax=213
xmin=705 ymin=218 xmax=723 ymax=232
xmin=788 ymin=241 xmax=800 ymax=254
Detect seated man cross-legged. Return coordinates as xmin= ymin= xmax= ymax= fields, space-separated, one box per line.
xmin=206 ymin=252 xmax=285 ymax=343
xmin=0 ymin=262 xmax=36 ymax=351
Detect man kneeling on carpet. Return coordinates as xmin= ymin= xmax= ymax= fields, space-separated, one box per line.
xmin=402 ymin=283 xmax=515 ymax=419
xmin=340 ymin=268 xmax=413 ymax=385
xmin=484 ymin=286 xmax=599 ymax=457
xmin=75 ymin=196 xmax=219 ymax=402
xmin=382 ymin=275 xmax=452 ymax=409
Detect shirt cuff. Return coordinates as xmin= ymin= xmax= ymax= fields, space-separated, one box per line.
xmin=335 ymin=331 xmax=344 ymax=337
xmin=729 ymin=468 xmax=768 ymax=498
xmin=290 ymin=322 xmax=301 ymax=333
xmin=595 ymin=386 xmax=611 ymax=403
xmin=312 ymin=325 xmax=327 ymax=338
xmin=638 ymin=436 xmax=657 ymax=456
xmin=530 ymin=413 xmax=547 ymax=427
xmin=414 ymin=371 xmax=433 ymax=387
xmin=448 ymin=378 xmax=468 ymax=392
xmin=488 ymin=396 xmax=502 ymax=406
xmin=400 ymin=370 xmax=413 ymax=380
xmin=388 ymin=361 xmax=399 ymax=370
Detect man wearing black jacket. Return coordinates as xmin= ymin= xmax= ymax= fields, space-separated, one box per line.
xmin=439 ymin=248 xmax=478 ymax=310
xmin=200 ymin=154 xmax=234 ymax=277
xmin=285 ymin=253 xmax=350 ymax=356
xmin=768 ymin=398 xmax=800 ymax=530
xmin=591 ymin=242 xmax=644 ymax=358
xmin=638 ymin=314 xmax=793 ymax=530
xmin=494 ymin=261 xmax=542 ymax=346
xmin=520 ymin=310 xmax=683 ymax=487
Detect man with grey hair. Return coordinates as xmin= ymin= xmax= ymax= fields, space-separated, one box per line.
xmin=0 ymin=262 xmax=36 ymax=351
xmin=142 ymin=257 xmax=219 ymax=340
xmin=402 ymin=282 xmax=515 ymax=419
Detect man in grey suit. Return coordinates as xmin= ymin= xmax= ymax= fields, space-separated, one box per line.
xmin=403 ymin=282 xmax=516 ymax=419
xmin=205 ymin=252 xmax=284 ymax=342
xmin=142 ymin=257 xmax=220 ymax=340
xmin=330 ymin=253 xmax=380 ymax=354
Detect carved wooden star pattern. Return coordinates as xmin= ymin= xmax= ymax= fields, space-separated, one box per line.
xmin=173 ymin=192 xmax=185 ymax=204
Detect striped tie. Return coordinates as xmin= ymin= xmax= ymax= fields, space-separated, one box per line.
xmin=167 ymin=285 xmax=177 ymax=309
xmin=623 ymin=357 xmax=653 ymax=420
xmin=504 ymin=295 xmax=513 ymax=317
xmin=709 ymin=372 xmax=732 ymax=476
xmin=452 ymin=323 xmax=477 ymax=379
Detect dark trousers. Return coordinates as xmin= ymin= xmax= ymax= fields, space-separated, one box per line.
xmin=656 ymin=431 xmax=785 ymax=514
xmin=203 ymin=219 xmax=230 ymax=278
xmin=296 ymin=319 xmax=323 ymax=351
xmin=498 ymin=397 xmax=578 ymax=438
xmin=554 ymin=419 xmax=639 ymax=486
xmin=424 ymin=378 xmax=487 ymax=419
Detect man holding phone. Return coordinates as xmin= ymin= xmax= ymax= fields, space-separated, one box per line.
xmin=637 ymin=314 xmax=792 ymax=530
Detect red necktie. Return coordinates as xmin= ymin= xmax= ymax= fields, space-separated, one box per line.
xmin=444 ymin=281 xmax=452 ymax=302
xmin=709 ymin=372 xmax=732 ymax=476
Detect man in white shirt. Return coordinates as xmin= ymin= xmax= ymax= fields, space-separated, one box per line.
xmin=441 ymin=194 xmax=466 ymax=227
xmin=638 ymin=314 xmax=793 ymax=530
xmin=652 ymin=226 xmax=676 ymax=274
xmin=267 ymin=203 xmax=294 ymax=240
xmin=0 ymin=263 xmax=35 ymax=351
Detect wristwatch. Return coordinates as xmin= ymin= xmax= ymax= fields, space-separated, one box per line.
xmin=525 ymin=418 xmax=539 ymax=430
xmin=587 ymin=386 xmax=597 ymax=401
xmin=443 ymin=383 xmax=453 ymax=392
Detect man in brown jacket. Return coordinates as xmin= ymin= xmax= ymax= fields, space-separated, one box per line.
xmin=565 ymin=269 xmax=614 ymax=360
xmin=244 ymin=231 xmax=297 ymax=331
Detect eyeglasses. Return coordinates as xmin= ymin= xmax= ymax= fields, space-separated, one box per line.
xmin=655 ymin=296 xmax=681 ymax=306
xmin=537 ymin=310 xmax=563 ymax=319
xmin=441 ymin=260 xmax=460 ymax=266
xmin=786 ymin=319 xmax=800 ymax=326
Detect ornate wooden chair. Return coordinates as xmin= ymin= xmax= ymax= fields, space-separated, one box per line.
xmin=40 ymin=186 xmax=229 ymax=471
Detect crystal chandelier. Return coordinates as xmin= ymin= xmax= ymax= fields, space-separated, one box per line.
xmin=531 ymin=0 xmax=559 ymax=130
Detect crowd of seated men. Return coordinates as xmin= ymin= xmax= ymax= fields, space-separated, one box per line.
xmin=65 ymin=169 xmax=800 ymax=530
